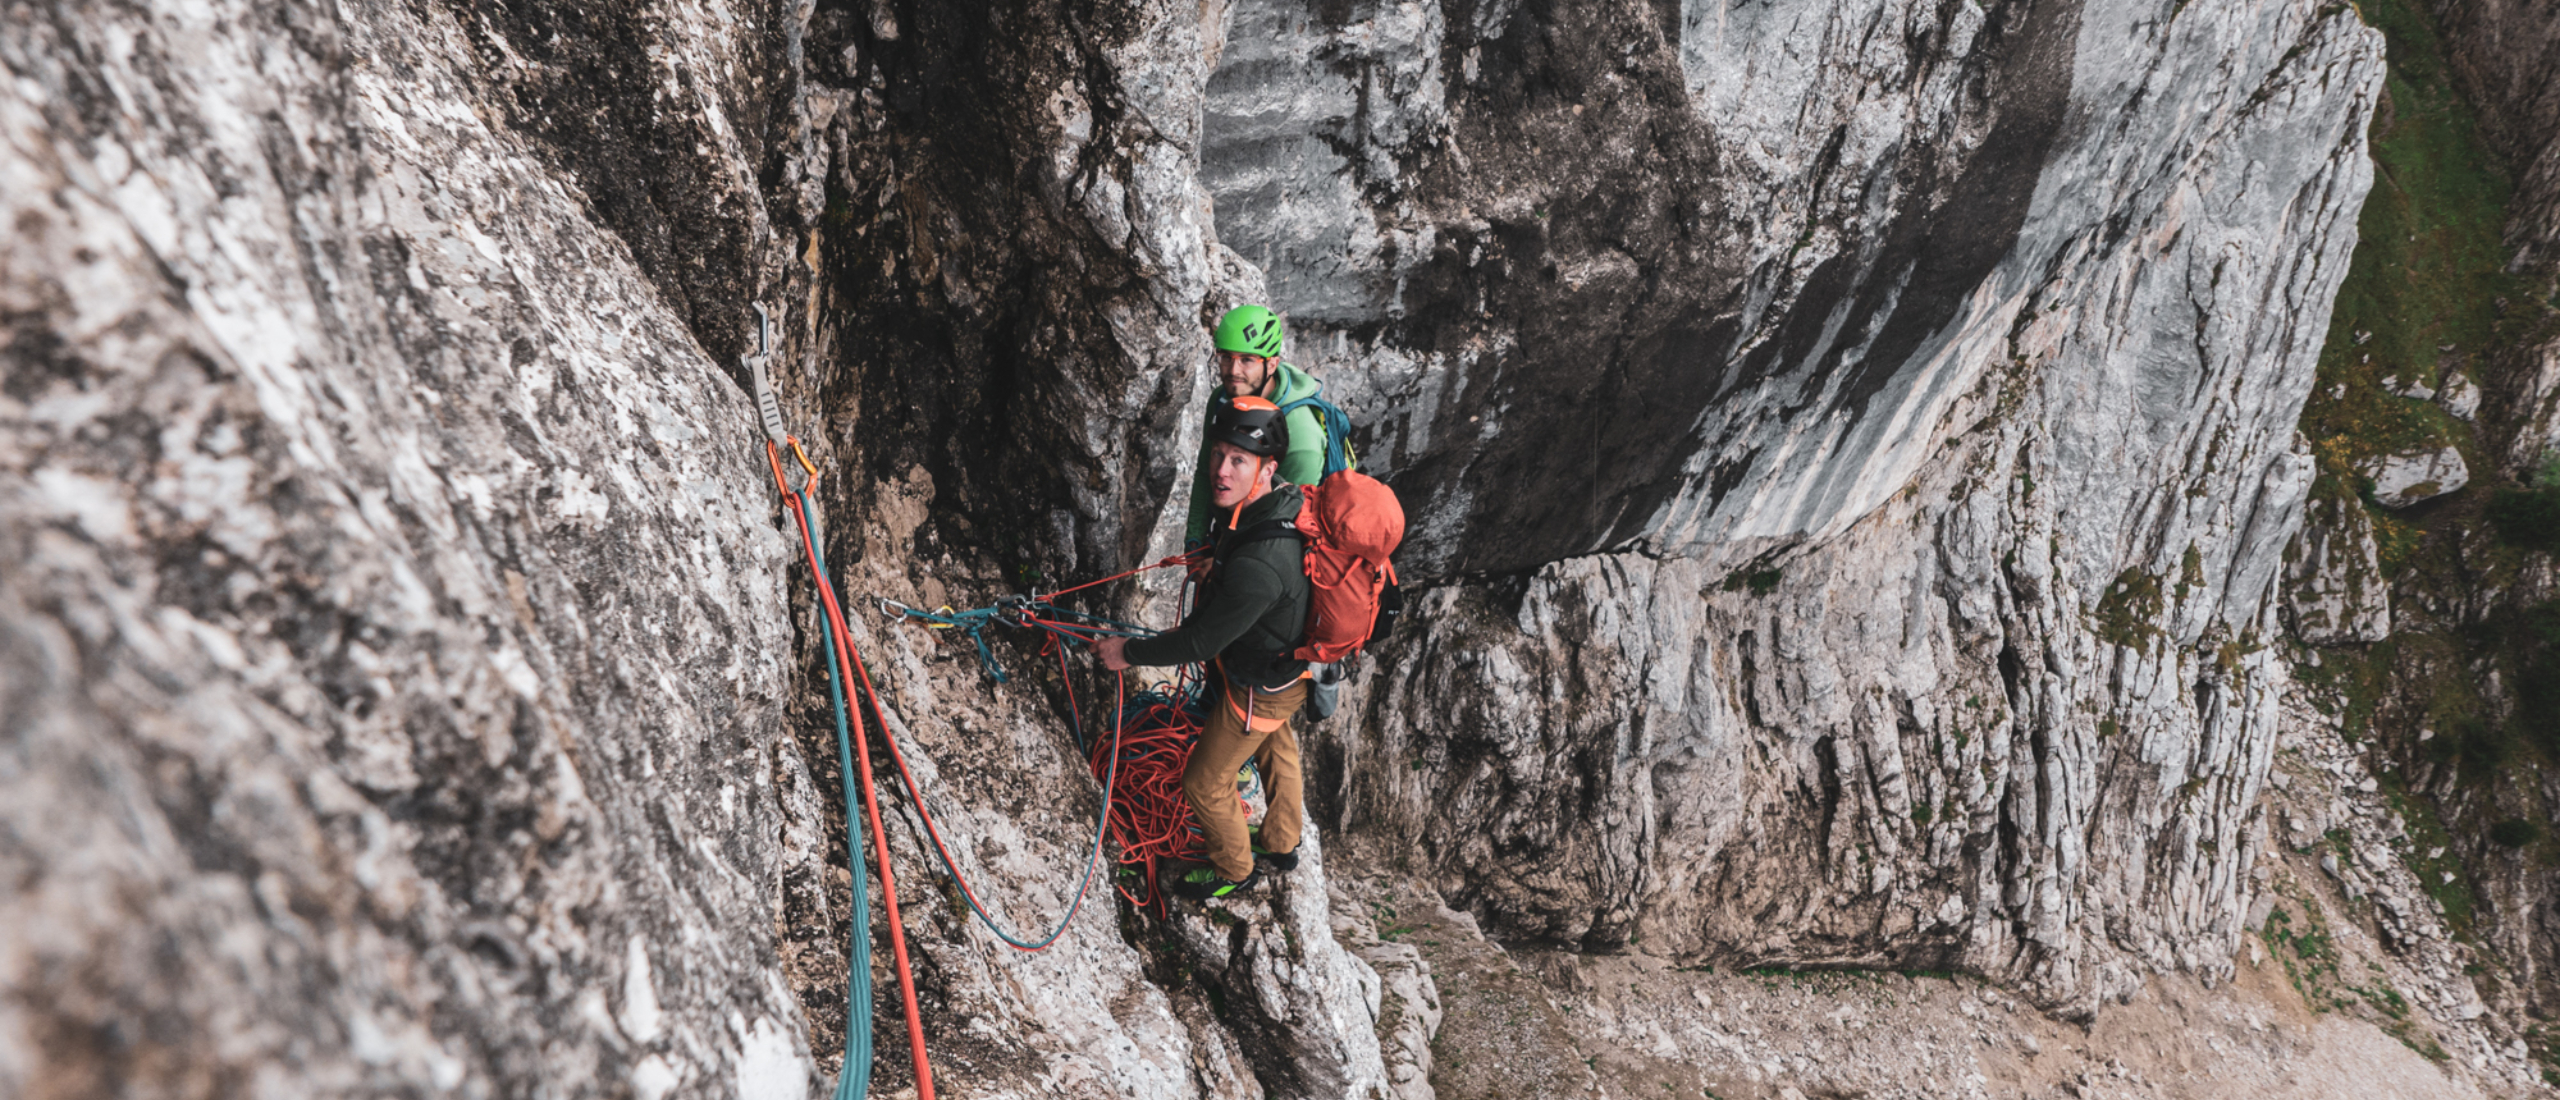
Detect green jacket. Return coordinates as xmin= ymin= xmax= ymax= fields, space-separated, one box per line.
xmin=1128 ymin=484 xmax=1310 ymax=688
xmin=1184 ymin=361 xmax=1327 ymax=543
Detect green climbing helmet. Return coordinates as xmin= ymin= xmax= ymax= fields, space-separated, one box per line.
xmin=1212 ymin=304 xmax=1285 ymax=359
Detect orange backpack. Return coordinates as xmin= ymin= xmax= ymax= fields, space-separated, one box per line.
xmin=1286 ymin=470 xmax=1404 ymax=662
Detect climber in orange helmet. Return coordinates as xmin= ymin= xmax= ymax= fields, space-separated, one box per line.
xmin=1097 ymin=395 xmax=1312 ymax=899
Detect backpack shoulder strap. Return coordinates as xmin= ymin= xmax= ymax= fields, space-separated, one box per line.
xmin=1274 ymin=390 xmax=1356 ymax=477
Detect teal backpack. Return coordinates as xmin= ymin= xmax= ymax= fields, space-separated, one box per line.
xmin=1277 ymin=384 xmax=1358 ymax=477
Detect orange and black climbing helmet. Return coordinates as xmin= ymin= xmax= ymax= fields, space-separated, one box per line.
xmin=1207 ymin=394 xmax=1288 ymax=459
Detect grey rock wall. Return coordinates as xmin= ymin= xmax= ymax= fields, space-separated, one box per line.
xmin=2282 ymin=495 xmax=2393 ymax=646
xmin=1 ymin=1 xmax=814 ymax=1095
xmin=3 ymin=0 xmax=2428 ymax=1093
xmin=1207 ymin=0 xmax=2385 ymax=1010
xmin=1 ymin=0 xmax=1401 ymax=1096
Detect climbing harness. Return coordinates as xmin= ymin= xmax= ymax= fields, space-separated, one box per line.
xmin=750 ymin=306 xmax=933 ymax=1100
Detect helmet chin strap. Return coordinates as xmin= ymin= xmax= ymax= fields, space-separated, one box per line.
xmin=1227 ymin=455 xmax=1271 ymax=532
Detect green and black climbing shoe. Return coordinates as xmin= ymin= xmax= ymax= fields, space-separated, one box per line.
xmin=1170 ymin=864 xmax=1261 ymax=901
xmin=1247 ymin=826 xmax=1299 ymax=872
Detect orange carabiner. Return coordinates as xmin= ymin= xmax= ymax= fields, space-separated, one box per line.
xmin=765 ymin=436 xmax=821 ymax=499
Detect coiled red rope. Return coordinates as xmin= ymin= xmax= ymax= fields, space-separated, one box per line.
xmin=1092 ymin=685 xmax=1213 ymax=909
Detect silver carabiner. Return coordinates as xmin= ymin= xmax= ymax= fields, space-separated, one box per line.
xmin=746 ymin=303 xmax=789 ymax=448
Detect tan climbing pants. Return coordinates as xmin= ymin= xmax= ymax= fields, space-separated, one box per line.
xmin=1183 ymin=672 xmax=1309 ymax=881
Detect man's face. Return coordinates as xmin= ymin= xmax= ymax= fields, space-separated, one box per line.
xmin=1218 ymin=352 xmax=1273 ymax=398
xmin=1208 ymin=441 xmax=1269 ymax=511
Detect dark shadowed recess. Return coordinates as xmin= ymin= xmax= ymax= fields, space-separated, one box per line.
xmin=806 ymin=0 xmax=1195 ymax=582
xmin=1372 ymin=0 xmax=1733 ymax=576
xmin=1345 ymin=0 xmax=2078 ymax=578
xmin=440 ymin=0 xmax=1202 ymax=574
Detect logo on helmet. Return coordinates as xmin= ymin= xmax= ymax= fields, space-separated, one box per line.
xmin=1209 ymin=394 xmax=1288 ymax=458
xmin=1214 ymin=304 xmax=1286 ymax=359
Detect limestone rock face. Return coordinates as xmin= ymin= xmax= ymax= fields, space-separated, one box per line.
xmin=1213 ymin=0 xmax=2384 ymax=1009
xmin=2 ymin=0 xmax=1397 ymax=1097
xmin=5 ymin=0 xmax=2416 ymax=1094
xmin=1 ymin=2 xmax=814 ymax=1096
xmin=2282 ymin=498 xmax=2393 ymax=646
xmin=2440 ymin=371 xmax=2481 ymax=421
xmin=2361 ymin=447 xmax=2471 ymax=508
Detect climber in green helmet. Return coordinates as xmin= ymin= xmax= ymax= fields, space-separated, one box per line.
xmin=1188 ymin=305 xmax=1330 ymax=548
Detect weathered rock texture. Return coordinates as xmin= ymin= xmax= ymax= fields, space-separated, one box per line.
xmin=2282 ymin=495 xmax=2393 ymax=645
xmin=1252 ymin=0 xmax=2385 ymax=1011
xmin=3 ymin=0 xmax=2448 ymax=1094
xmin=0 ymin=2 xmax=815 ymax=1096
xmin=3 ymin=0 xmax=1396 ymax=1096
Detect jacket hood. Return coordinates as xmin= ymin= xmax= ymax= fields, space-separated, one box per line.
xmin=1269 ymin=360 xmax=1320 ymax=405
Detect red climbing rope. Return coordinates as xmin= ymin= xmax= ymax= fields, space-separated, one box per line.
xmin=1034 ymin=551 xmax=1199 ymax=601
xmin=880 ymin=557 xmax=1233 ymax=915
xmin=868 ymin=567 xmax=1213 ymax=922
xmin=774 ymin=442 xmax=937 ymax=1100
xmin=1091 ymin=684 xmax=1211 ymax=909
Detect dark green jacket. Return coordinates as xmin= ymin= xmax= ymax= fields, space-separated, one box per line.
xmin=1127 ymin=485 xmax=1310 ymax=688
xmin=1184 ymin=361 xmax=1328 ymax=543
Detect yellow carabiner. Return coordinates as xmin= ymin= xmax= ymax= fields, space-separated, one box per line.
xmin=787 ymin=437 xmax=822 ymax=486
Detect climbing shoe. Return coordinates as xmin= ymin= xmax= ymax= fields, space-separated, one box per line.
xmin=1169 ymin=864 xmax=1261 ymax=901
xmin=1247 ymin=825 xmax=1298 ymax=872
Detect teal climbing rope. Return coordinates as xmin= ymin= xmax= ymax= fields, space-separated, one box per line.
xmin=806 ymin=509 xmax=875 ymax=1099
xmin=756 ymin=298 xmax=933 ymax=1100
xmin=879 ymin=596 xmax=1156 ymax=683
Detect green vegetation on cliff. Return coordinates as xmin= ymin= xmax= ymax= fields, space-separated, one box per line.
xmin=2298 ymin=0 xmax=2557 ymax=747
xmin=2299 ymin=0 xmax=2515 ymax=566
xmin=2289 ymin=0 xmax=2560 ymax=1044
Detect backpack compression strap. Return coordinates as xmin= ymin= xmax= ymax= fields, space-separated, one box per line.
xmin=1227 ymin=518 xmax=1302 ymax=548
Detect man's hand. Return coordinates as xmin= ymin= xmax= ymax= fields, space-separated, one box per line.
xmin=1095 ymin=636 xmax=1132 ymax=671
